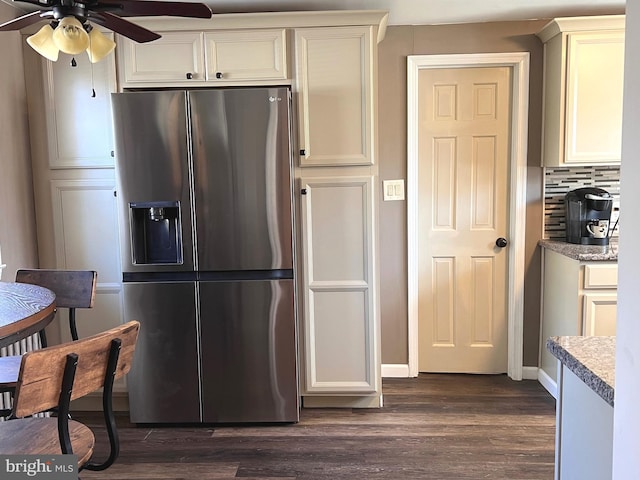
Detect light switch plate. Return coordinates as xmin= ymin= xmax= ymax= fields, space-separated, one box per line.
xmin=383 ymin=180 xmax=405 ymax=201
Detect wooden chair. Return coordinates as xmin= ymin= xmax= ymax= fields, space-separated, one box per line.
xmin=0 ymin=321 xmax=140 ymax=472
xmin=15 ymin=269 xmax=98 ymax=344
xmin=0 ymin=269 xmax=98 ymax=417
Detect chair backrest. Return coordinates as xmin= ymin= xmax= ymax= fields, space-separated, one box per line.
xmin=15 ymin=269 xmax=97 ymax=309
xmin=12 ymin=321 xmax=139 ymax=418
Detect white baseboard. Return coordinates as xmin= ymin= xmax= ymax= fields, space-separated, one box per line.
xmin=382 ymin=364 xmax=542 ymax=381
xmin=537 ymin=368 xmax=557 ymax=399
xmin=522 ymin=366 xmax=539 ymax=380
xmin=381 ymin=364 xmax=411 ymax=378
xmin=302 ymin=394 xmax=383 ymax=408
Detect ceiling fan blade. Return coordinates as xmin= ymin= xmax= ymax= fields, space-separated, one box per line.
xmin=0 ymin=11 xmax=49 ymax=31
xmin=89 ymin=11 xmax=161 ymax=43
xmin=97 ymin=0 xmax=212 ymax=19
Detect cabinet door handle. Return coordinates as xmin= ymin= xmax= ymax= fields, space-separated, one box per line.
xmin=301 ymin=189 xmax=307 ymax=195
xmin=186 ymin=72 xmax=193 ymax=80
xmin=216 ymin=72 xmax=223 ymax=79
xmin=300 ymin=149 xmax=306 ymax=156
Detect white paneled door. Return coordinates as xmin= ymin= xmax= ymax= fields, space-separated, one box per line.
xmin=417 ymin=66 xmax=511 ymax=373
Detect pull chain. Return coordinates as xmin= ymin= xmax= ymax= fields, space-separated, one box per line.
xmin=88 ymin=30 xmax=96 ymax=97
xmin=90 ymin=58 xmax=96 ymax=97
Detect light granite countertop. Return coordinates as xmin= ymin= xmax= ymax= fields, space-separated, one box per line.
xmin=547 ymin=336 xmax=615 ymax=407
xmin=539 ymin=239 xmax=618 ymax=262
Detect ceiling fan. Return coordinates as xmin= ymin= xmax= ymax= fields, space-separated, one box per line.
xmin=0 ymin=0 xmax=212 ymax=62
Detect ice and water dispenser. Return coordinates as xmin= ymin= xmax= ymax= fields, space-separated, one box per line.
xmin=129 ymin=201 xmax=183 ymax=264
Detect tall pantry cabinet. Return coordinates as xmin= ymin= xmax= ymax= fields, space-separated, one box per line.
xmin=23 ymin=12 xmax=387 ymax=410
xmin=22 ymin=33 xmax=128 ymax=401
xmin=294 ymin=25 xmax=380 ymax=405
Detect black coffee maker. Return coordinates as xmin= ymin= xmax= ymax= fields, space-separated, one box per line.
xmin=565 ymin=187 xmax=613 ymax=246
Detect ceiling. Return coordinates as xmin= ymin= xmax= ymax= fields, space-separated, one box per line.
xmin=198 ymin=0 xmax=625 ymax=25
xmin=0 ymin=0 xmax=625 ymax=25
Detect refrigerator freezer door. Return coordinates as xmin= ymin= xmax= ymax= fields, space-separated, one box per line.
xmin=189 ymin=88 xmax=294 ymax=271
xmin=199 ymin=279 xmax=298 ymax=423
xmin=112 ymin=91 xmax=195 ymax=273
xmin=124 ymin=282 xmax=201 ymax=423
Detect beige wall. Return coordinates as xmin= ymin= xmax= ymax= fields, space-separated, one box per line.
xmin=0 ymin=5 xmax=38 ymax=278
xmin=378 ymin=21 xmax=549 ymax=367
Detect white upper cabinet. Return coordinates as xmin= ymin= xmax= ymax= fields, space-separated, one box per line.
xmin=204 ymin=29 xmax=288 ymax=81
xmin=118 ymin=31 xmax=205 ymax=84
xmin=44 ymin=36 xmax=117 ymax=168
xmin=295 ymin=26 xmax=375 ymax=167
xmin=538 ymin=16 xmax=625 ymax=166
xmin=118 ymin=29 xmax=289 ymax=86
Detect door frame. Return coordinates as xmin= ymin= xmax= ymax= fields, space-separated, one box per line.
xmin=407 ymin=52 xmax=530 ymax=381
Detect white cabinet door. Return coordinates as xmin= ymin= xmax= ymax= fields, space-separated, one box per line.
xmin=119 ymin=32 xmax=205 ymax=84
xmin=299 ymin=176 xmax=379 ymax=395
xmin=539 ymin=17 xmax=625 ymax=167
xmin=44 ymin=34 xmax=116 ymax=168
xmin=564 ymin=32 xmax=625 ymax=164
xmin=204 ymin=29 xmax=288 ymax=81
xmin=295 ymin=26 xmax=374 ymax=166
xmin=583 ymin=293 xmax=617 ymax=336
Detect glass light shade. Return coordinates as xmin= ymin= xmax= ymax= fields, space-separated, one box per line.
xmin=86 ymin=28 xmax=116 ymax=63
xmin=52 ymin=17 xmax=90 ymax=55
xmin=26 ymin=24 xmax=59 ymax=62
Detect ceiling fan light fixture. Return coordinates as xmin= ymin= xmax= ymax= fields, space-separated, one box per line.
xmin=26 ymin=24 xmax=59 ymax=62
xmin=86 ymin=27 xmax=116 ymax=63
xmin=52 ymin=16 xmax=90 ymax=55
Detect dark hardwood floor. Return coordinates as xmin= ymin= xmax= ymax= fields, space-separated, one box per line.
xmin=79 ymin=374 xmax=556 ymax=480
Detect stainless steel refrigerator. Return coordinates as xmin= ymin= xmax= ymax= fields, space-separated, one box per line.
xmin=111 ymin=87 xmax=299 ymax=424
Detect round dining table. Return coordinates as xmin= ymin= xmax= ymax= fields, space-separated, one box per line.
xmin=0 ymin=282 xmax=56 ymax=349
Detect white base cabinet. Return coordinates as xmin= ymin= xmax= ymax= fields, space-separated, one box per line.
xmin=555 ymin=365 xmax=613 ymax=480
xmin=298 ymin=176 xmax=379 ymax=397
xmin=540 ymin=249 xmax=617 ymax=387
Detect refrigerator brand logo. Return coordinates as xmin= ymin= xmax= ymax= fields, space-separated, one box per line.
xmin=1 ymin=456 xmax=77 ymax=479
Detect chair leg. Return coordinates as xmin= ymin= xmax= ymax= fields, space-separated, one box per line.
xmin=82 ymin=339 xmax=122 ymax=472
xmin=69 ymin=308 xmax=79 ymax=341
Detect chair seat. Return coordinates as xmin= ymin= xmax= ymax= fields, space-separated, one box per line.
xmin=0 ymin=355 xmax=21 ymax=389
xmin=0 ymin=417 xmax=94 ymax=466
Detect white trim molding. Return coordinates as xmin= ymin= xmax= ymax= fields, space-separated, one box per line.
xmin=407 ymin=52 xmax=530 ymax=380
xmin=381 ymin=364 xmax=410 ymax=378
xmin=522 ymin=366 xmax=539 ymax=381
xmin=538 ymin=367 xmax=558 ymax=399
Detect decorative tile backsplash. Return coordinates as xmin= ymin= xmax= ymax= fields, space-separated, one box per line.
xmin=544 ymin=166 xmax=620 ymax=240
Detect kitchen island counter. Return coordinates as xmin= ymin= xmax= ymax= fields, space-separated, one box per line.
xmin=539 ymin=239 xmax=618 ymax=262
xmin=547 ymin=335 xmax=615 ymax=406
xmin=547 ymin=335 xmax=615 ymax=480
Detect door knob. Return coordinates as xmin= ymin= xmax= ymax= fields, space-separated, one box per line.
xmin=496 ymin=237 xmax=508 ymax=248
